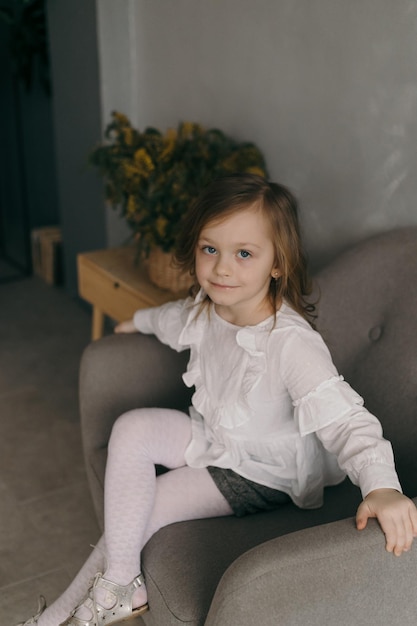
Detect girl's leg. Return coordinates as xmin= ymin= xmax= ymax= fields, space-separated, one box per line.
xmin=37 ymin=407 xmax=191 ymax=626
xmin=35 ymin=408 xmax=232 ymax=624
xmin=36 ymin=536 xmax=106 ymax=626
xmin=102 ymin=408 xmax=194 ymax=587
xmin=102 ymin=408 xmax=233 ymax=609
xmin=143 ymin=464 xmax=233 ymax=546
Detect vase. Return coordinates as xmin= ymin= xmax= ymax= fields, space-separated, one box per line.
xmin=146 ymin=247 xmax=193 ymax=292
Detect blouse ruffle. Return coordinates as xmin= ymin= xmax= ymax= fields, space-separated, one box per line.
xmin=179 ymin=302 xmax=267 ymax=430
xmin=293 ymin=375 xmax=365 ymax=436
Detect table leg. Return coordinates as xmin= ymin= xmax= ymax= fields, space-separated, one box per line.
xmin=92 ymin=306 xmax=105 ymax=340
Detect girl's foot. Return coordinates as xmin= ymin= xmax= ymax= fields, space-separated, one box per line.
xmin=60 ymin=573 xmax=148 ymax=625
xmin=16 ymin=596 xmax=47 ymax=625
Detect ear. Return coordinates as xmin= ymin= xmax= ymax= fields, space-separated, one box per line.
xmin=271 ymin=268 xmax=282 ymax=280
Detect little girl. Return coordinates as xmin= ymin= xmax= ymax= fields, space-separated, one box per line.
xmin=20 ymin=173 xmax=417 ymax=626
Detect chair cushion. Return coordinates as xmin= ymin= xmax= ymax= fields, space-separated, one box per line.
xmin=141 ymin=480 xmax=361 ymax=625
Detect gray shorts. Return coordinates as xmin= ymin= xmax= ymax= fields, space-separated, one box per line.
xmin=207 ymin=466 xmax=291 ymax=517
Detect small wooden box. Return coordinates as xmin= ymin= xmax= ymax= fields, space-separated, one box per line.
xmin=31 ymin=226 xmax=62 ymax=285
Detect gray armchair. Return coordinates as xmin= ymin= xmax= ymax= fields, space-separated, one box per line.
xmin=79 ymin=227 xmax=417 ymax=626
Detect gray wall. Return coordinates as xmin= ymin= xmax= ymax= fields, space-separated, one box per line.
xmin=96 ymin=0 xmax=139 ymax=247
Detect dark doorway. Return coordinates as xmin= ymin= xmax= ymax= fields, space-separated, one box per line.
xmin=0 ymin=0 xmax=59 ymax=283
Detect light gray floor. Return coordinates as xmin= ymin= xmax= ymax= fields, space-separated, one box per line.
xmin=0 ymin=276 xmax=101 ymax=624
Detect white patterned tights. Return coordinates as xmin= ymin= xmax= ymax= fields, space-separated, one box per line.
xmin=37 ymin=409 xmax=233 ymax=625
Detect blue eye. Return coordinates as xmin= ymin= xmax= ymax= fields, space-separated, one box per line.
xmin=202 ymin=246 xmax=217 ymax=255
xmin=237 ymin=249 xmax=251 ymax=259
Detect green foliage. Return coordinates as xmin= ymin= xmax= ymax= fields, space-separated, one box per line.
xmin=90 ymin=113 xmax=269 ymax=253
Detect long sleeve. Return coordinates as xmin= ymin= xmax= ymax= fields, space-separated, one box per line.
xmin=315 ymin=411 xmax=402 ymax=498
xmin=133 ymin=297 xmax=192 ymax=352
xmin=279 ymin=325 xmax=402 ymax=499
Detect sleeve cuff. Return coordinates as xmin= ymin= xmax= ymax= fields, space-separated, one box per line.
xmin=359 ymin=462 xmax=403 ymax=499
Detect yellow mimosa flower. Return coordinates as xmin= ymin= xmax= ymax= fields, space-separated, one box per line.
xmin=156 ymin=216 xmax=169 ymax=237
xmin=122 ymin=127 xmax=134 ymax=146
xmin=221 ymin=154 xmax=239 ymax=171
xmin=165 ymin=128 xmax=177 ymax=141
xmin=134 ymin=148 xmax=155 ymax=175
xmin=180 ymin=122 xmax=194 ymax=138
xmin=113 ymin=111 xmax=130 ymax=125
xmin=160 ymin=138 xmax=175 ymax=161
xmin=122 ymin=162 xmax=140 ymax=180
xmin=245 ymin=166 xmax=266 ymax=177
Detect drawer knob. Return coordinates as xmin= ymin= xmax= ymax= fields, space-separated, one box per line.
xmin=113 ymin=281 xmax=120 ymax=289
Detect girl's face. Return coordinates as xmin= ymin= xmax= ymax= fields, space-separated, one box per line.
xmin=195 ymin=205 xmax=280 ymax=326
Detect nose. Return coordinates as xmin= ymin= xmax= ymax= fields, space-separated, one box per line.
xmin=214 ymin=254 xmax=231 ymax=276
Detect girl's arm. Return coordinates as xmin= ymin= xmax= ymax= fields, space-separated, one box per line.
xmin=114 ymin=319 xmax=137 ymax=333
xmin=113 ymin=297 xmax=192 ymax=349
xmin=316 ymin=416 xmax=417 ymax=556
xmin=279 ymin=327 xmax=417 ymax=555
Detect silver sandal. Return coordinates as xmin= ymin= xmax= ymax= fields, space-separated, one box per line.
xmin=16 ymin=596 xmax=47 ymax=625
xmin=60 ymin=573 xmax=148 ymax=626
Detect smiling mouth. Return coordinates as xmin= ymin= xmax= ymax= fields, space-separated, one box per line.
xmin=210 ymin=282 xmax=237 ymax=289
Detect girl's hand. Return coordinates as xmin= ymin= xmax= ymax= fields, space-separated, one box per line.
xmin=356 ymin=488 xmax=417 ymax=556
xmin=114 ymin=319 xmax=137 ymax=334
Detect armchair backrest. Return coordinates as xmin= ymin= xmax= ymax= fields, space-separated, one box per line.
xmin=314 ymin=227 xmax=417 ymax=496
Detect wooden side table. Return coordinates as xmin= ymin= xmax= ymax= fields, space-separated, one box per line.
xmin=77 ymin=246 xmax=188 ymax=340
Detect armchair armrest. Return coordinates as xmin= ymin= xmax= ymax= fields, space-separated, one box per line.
xmin=79 ymin=333 xmax=190 ymax=526
xmin=205 ymin=497 xmax=417 ymax=626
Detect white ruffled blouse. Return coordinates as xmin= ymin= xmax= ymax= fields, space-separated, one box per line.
xmin=133 ymin=292 xmax=401 ymax=509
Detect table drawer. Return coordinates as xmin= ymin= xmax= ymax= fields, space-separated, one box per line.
xmin=78 ymin=257 xmax=149 ymax=322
